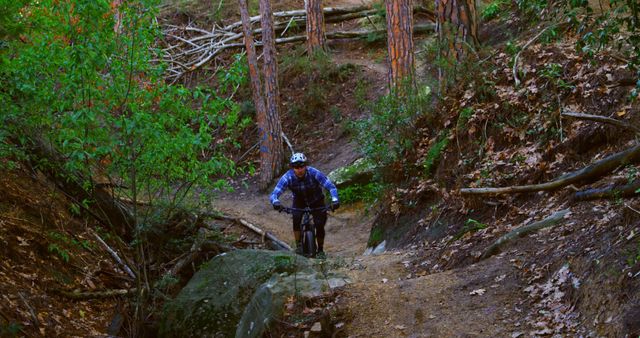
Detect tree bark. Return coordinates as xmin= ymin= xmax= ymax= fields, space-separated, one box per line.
xmin=435 ymin=0 xmax=479 ymax=86
xmin=306 ymin=0 xmax=327 ymax=53
xmin=27 ymin=137 xmax=134 ymax=237
xmin=386 ymin=0 xmax=415 ymax=91
xmin=259 ymin=0 xmax=285 ymax=190
xmin=239 ymin=0 xmax=271 ymax=188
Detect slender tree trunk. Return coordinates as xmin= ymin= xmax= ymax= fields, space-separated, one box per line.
xmin=259 ymin=0 xmax=284 ymax=190
xmin=435 ymin=0 xmax=479 ymax=86
xmin=112 ymin=0 xmax=123 ymax=34
xmin=386 ymin=0 xmax=415 ymax=92
xmin=305 ymin=0 xmax=327 ymax=53
xmin=239 ymin=0 xmax=271 ymax=188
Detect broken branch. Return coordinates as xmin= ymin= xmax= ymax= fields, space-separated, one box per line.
xmin=461 ymin=143 xmax=640 ymax=195
xmin=481 ymin=209 xmax=569 ymax=259
xmin=562 ymin=111 xmax=640 ymax=134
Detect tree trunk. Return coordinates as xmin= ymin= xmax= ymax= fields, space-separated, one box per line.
xmin=435 ymin=0 xmax=479 ymax=86
xmin=27 ymin=137 xmax=134 ymax=237
xmin=112 ymin=0 xmax=123 ymax=34
xmin=305 ymin=0 xmax=327 ymax=53
xmin=239 ymin=0 xmax=271 ymax=187
xmin=386 ymin=0 xmax=415 ymax=91
xmin=259 ymin=0 xmax=285 ymax=190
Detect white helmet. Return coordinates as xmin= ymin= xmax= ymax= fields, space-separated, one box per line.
xmin=290 ymin=152 xmax=307 ymax=166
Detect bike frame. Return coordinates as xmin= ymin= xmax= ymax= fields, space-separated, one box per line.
xmin=280 ymin=206 xmax=331 ymax=257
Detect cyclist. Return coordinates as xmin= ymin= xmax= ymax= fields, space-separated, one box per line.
xmin=270 ymin=153 xmax=340 ymax=258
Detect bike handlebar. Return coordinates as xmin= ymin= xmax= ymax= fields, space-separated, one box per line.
xmin=279 ymin=206 xmax=331 ymax=214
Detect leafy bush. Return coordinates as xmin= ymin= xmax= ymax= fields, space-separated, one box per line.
xmin=422 ymin=129 xmax=450 ymax=176
xmin=481 ymin=0 xmax=509 ymax=20
xmin=350 ymin=87 xmax=433 ymax=174
xmin=338 ymin=182 xmax=385 ymax=205
xmin=0 ymin=0 xmax=249 ymax=221
xmin=562 ymin=0 xmax=640 ymax=95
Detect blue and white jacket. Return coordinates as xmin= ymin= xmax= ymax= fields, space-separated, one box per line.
xmin=270 ymin=166 xmax=339 ymax=206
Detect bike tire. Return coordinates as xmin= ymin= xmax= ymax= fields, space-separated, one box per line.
xmin=303 ymin=230 xmax=316 ymax=258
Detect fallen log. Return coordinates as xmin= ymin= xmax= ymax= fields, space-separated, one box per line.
xmin=460 ymin=143 xmax=640 ymax=195
xmin=55 ymin=288 xmax=136 ymax=300
xmin=481 ymin=209 xmax=569 ymax=259
xmin=574 ymin=180 xmax=640 ymax=200
xmin=206 ymin=212 xmax=292 ymax=251
xmin=166 ymin=228 xmax=233 ymax=278
xmin=237 ymin=219 xmax=292 ymax=251
xmin=562 ymin=111 xmax=640 ymax=134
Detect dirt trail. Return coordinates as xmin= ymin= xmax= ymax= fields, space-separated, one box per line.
xmin=214 ymin=170 xmax=524 ymax=337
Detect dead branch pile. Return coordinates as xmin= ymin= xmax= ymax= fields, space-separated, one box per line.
xmin=159 ymin=5 xmax=434 ymax=82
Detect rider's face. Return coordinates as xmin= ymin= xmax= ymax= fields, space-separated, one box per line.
xmin=293 ymin=165 xmax=306 ymax=178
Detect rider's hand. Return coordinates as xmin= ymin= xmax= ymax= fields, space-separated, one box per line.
xmin=330 ymin=201 xmax=340 ymax=211
xmin=272 ymin=201 xmax=283 ymax=212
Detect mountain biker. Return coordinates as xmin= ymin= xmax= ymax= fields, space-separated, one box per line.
xmin=270 ymin=152 xmax=340 ymax=258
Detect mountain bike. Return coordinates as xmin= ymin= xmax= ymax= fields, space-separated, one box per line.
xmin=280 ymin=206 xmax=331 ymax=258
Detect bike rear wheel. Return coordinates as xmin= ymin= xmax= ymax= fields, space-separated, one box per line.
xmin=303 ymin=230 xmax=316 ymax=258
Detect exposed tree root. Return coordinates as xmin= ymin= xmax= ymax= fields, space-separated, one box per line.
xmin=562 ymin=111 xmax=640 ymax=134
xmin=573 ymin=180 xmax=640 ymax=201
xmin=460 ymin=143 xmax=640 ymax=195
xmin=481 ymin=209 xmax=569 ymax=259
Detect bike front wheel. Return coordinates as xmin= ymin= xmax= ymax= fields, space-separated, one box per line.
xmin=303 ymin=230 xmax=316 ymax=258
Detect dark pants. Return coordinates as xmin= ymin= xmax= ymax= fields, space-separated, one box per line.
xmin=292 ymin=199 xmax=327 ymax=240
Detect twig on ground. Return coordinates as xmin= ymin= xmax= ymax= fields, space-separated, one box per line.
xmin=481 ymin=209 xmax=569 ymax=259
xmin=93 ymin=232 xmax=136 ymax=279
xmin=562 ymin=111 xmax=640 ymax=134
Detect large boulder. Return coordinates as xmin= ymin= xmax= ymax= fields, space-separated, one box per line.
xmin=159 ymin=249 xmax=348 ymax=338
xmin=327 ymin=158 xmax=376 ymax=188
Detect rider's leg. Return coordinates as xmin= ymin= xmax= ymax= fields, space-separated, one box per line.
xmin=292 ymin=202 xmax=304 ymax=251
xmin=311 ymin=207 xmax=328 ymax=253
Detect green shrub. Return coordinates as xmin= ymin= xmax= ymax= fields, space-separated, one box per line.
xmin=422 ymin=130 xmax=450 ymax=176
xmin=351 ymin=87 xmax=433 ymax=172
xmin=481 ymin=0 xmax=509 ymax=20
xmin=453 ymin=218 xmax=488 ymax=241
xmin=338 ymin=182 xmax=385 ymax=205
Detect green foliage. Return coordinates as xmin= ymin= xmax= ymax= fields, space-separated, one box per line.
xmin=627 ymin=240 xmax=640 ymax=266
xmin=1 ymin=0 xmax=250 ymax=226
xmin=456 ymin=107 xmax=474 ymax=130
xmin=338 ymin=182 xmax=385 ymax=205
xmin=422 ymin=129 xmax=450 ymax=176
xmin=453 ymin=218 xmax=488 ymax=241
xmin=155 ymin=273 xmax=179 ymax=290
xmin=540 ymin=63 xmax=574 ymax=90
xmin=368 ymin=225 xmax=384 ymax=247
xmin=350 ymin=87 xmax=433 ymax=171
xmin=0 ymin=322 xmax=22 ymax=337
xmin=47 ymin=231 xmax=93 ymax=262
xmin=563 ymin=0 xmax=640 ymax=87
xmin=48 ymin=243 xmax=71 ymax=262
xmin=516 ymin=0 xmax=548 ymax=18
xmin=481 ymin=0 xmax=509 ymax=21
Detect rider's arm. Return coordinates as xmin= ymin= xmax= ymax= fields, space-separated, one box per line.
xmin=270 ymin=172 xmax=291 ymax=205
xmin=308 ymin=167 xmax=339 ymax=202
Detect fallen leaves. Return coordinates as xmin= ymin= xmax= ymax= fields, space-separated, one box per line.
xmin=469 ymin=288 xmax=486 ymax=296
